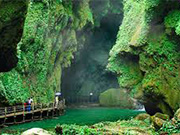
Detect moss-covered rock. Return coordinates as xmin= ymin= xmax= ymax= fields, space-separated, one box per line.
xmin=174 ymin=108 xmax=180 ymax=121
xmin=99 ymin=88 xmax=135 ymax=108
xmin=151 ymin=116 xmax=166 ymax=130
xmin=135 ymin=113 xmax=151 ymax=121
xmin=154 ymin=112 xmax=170 ymax=121
xmin=108 ymin=0 xmax=180 ymax=116
xmin=0 ymin=0 xmax=97 ymax=105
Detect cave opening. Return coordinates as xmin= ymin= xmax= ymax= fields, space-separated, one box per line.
xmin=0 ymin=48 xmax=18 ymax=72
xmin=61 ymin=12 xmax=123 ymax=105
xmin=0 ymin=1 xmax=27 ymax=72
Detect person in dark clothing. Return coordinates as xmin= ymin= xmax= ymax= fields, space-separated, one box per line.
xmin=27 ymin=98 xmax=31 ymax=111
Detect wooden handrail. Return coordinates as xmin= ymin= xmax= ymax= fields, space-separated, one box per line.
xmin=0 ymin=100 xmax=66 ymax=126
xmin=0 ymin=101 xmax=65 ymax=117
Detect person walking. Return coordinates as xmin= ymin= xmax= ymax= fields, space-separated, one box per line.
xmin=27 ymin=97 xmax=33 ymax=112
xmin=26 ymin=98 xmax=30 ymax=111
xmin=29 ymin=97 xmax=33 ymax=105
xmin=24 ymin=102 xmax=27 ymax=111
xmin=55 ymin=96 xmax=59 ymax=108
xmin=29 ymin=97 xmax=33 ymax=110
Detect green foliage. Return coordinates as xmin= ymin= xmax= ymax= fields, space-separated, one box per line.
xmin=0 ymin=70 xmax=29 ymax=104
xmin=144 ymin=35 xmax=179 ymax=74
xmin=159 ymin=120 xmax=180 ymax=134
xmin=55 ymin=118 xmax=156 ymax=135
xmin=165 ymin=10 xmax=180 ymax=35
xmin=74 ymin=0 xmax=94 ymax=29
xmin=57 ymin=124 xmax=98 ymax=135
xmin=140 ymin=34 xmax=180 ymax=115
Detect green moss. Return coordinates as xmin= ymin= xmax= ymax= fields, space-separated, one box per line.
xmin=141 ymin=35 xmax=180 ymax=115
xmin=108 ymin=54 xmax=143 ymax=88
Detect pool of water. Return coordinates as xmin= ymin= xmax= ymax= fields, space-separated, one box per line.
xmin=2 ymin=107 xmax=144 ymax=133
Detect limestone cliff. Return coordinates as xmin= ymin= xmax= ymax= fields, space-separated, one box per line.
xmin=0 ymin=0 xmax=94 ymax=105
xmin=108 ymin=0 xmax=180 ymax=116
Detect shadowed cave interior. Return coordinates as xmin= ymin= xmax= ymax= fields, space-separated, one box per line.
xmin=61 ymin=13 xmax=123 ymax=104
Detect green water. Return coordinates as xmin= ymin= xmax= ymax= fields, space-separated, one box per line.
xmin=2 ymin=107 xmax=144 ymax=133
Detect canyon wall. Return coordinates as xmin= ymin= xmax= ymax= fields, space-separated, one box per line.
xmin=108 ymin=0 xmax=180 ymax=116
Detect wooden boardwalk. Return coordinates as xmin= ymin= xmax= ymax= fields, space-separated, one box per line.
xmin=0 ymin=101 xmax=65 ymax=127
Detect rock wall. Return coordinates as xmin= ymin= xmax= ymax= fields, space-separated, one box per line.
xmin=0 ymin=0 xmax=123 ymax=105
xmin=0 ymin=0 xmax=95 ymax=105
xmin=108 ymin=0 xmax=180 ymax=116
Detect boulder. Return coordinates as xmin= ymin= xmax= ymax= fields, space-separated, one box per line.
xmin=171 ymin=117 xmax=177 ymax=125
xmin=151 ymin=113 xmax=170 ymax=130
xmin=99 ymin=88 xmax=135 ymax=108
xmin=174 ymin=108 xmax=180 ymax=120
xmin=21 ymin=128 xmax=51 ymax=135
xmin=171 ymin=108 xmax=180 ymax=125
xmin=135 ymin=113 xmax=151 ymax=121
xmin=151 ymin=116 xmax=166 ymax=130
xmin=154 ymin=112 xmax=170 ymax=121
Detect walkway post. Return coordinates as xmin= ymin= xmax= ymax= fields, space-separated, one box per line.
xmin=13 ymin=106 xmax=16 ymax=124
xmin=40 ymin=103 xmax=42 ymax=120
xmin=47 ymin=104 xmax=49 ymax=118
xmin=52 ymin=102 xmax=54 ymax=117
xmin=59 ymin=100 xmax=62 ymax=115
xmin=23 ymin=104 xmax=25 ymax=122
xmin=4 ymin=107 xmax=7 ymax=125
xmin=32 ymin=104 xmax=34 ymax=121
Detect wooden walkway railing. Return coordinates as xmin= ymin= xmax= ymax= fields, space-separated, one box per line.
xmin=0 ymin=100 xmax=65 ymax=126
